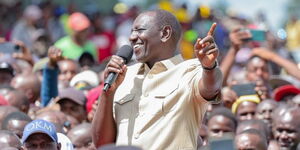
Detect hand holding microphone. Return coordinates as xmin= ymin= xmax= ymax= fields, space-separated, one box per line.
xmin=103 ymin=45 xmax=133 ymax=92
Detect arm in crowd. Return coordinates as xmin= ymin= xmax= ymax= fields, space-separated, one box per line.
xmin=40 ymin=47 xmax=62 ymax=107
xmin=220 ymin=27 xmax=251 ymax=86
xmin=92 ymin=55 xmax=126 ymax=147
xmin=251 ymin=48 xmax=300 ymax=80
xmin=195 ymin=23 xmax=223 ymax=101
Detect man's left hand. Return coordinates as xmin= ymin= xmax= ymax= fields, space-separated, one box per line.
xmin=194 ymin=23 xmax=219 ymax=69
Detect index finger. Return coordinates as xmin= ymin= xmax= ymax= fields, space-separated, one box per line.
xmin=207 ymin=23 xmax=217 ymax=36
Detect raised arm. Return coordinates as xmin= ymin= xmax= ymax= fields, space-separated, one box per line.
xmin=220 ymin=27 xmax=251 ymax=86
xmin=194 ymin=23 xmax=223 ymax=101
xmin=252 ymin=48 xmax=300 ymax=80
xmin=92 ymin=55 xmax=127 ymax=147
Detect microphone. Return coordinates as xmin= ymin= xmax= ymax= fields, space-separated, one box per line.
xmin=103 ymin=45 xmax=133 ymax=92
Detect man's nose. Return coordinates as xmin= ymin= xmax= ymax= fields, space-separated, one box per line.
xmin=129 ymin=31 xmax=138 ymax=42
xmin=263 ymin=111 xmax=271 ymax=120
xmin=279 ymin=131 xmax=289 ymax=140
xmin=246 ymin=113 xmax=254 ymax=120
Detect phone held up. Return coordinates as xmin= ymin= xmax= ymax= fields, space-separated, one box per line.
xmin=240 ymin=28 xmax=266 ymax=42
xmin=0 ymin=42 xmax=20 ymax=54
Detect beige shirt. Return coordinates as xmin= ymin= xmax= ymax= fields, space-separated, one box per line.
xmin=113 ymin=55 xmax=209 ymax=150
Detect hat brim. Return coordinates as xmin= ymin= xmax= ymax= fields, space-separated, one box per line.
xmin=22 ymin=130 xmax=57 ymax=144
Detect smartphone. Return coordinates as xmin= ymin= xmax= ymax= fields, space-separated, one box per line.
xmin=0 ymin=42 xmax=20 ymax=54
xmin=250 ymin=29 xmax=266 ymax=42
xmin=240 ymin=29 xmax=266 ymax=42
xmin=231 ymin=83 xmax=256 ymax=97
xmin=208 ymin=133 xmax=235 ymax=150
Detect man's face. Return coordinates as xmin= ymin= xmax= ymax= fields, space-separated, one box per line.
xmin=129 ymin=12 xmax=162 ymax=63
xmin=255 ymin=101 xmax=277 ymax=127
xmin=235 ymin=133 xmax=266 ymax=150
xmin=273 ymin=112 xmax=300 ymax=150
xmin=58 ymin=60 xmax=78 ymax=84
xmin=236 ymin=101 xmax=257 ymax=121
xmin=58 ymin=99 xmax=86 ymax=122
xmin=208 ymin=115 xmax=235 ymax=138
xmin=23 ymin=133 xmax=59 ymax=150
xmin=246 ymin=57 xmax=269 ymax=82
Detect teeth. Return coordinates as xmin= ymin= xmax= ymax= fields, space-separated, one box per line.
xmin=134 ymin=45 xmax=139 ymax=49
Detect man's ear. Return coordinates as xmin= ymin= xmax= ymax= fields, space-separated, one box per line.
xmin=160 ymin=25 xmax=172 ymax=43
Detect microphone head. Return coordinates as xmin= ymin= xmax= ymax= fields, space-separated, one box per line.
xmin=116 ymin=45 xmax=133 ymax=64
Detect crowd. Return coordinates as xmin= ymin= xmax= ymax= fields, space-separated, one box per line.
xmin=0 ymin=0 xmax=299 ymax=150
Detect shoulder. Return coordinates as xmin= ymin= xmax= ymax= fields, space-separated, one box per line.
xmin=55 ymin=36 xmax=72 ymax=47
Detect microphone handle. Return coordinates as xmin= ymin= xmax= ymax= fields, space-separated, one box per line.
xmin=103 ymin=72 xmax=118 ymax=92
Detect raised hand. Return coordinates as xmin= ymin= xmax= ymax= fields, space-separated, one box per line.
xmin=12 ymin=40 xmax=34 ymax=66
xmin=194 ymin=23 xmax=219 ymax=69
xmin=48 ymin=46 xmax=64 ymax=67
xmin=229 ymin=27 xmax=252 ymax=50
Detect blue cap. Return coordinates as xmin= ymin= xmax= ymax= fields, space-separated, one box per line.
xmin=22 ymin=119 xmax=58 ymax=143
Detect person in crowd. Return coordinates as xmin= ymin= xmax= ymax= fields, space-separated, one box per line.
xmin=235 ymin=129 xmax=268 ymax=150
xmin=255 ymin=99 xmax=278 ymax=128
xmin=4 ymin=89 xmax=30 ymax=113
xmin=54 ymin=87 xmax=87 ymax=123
xmin=11 ymin=5 xmax=42 ymax=49
xmin=273 ymin=107 xmax=300 ymax=150
xmin=54 ymin=12 xmax=97 ymax=61
xmin=92 ymin=9 xmax=223 ymax=149
xmin=41 ymin=46 xmax=80 ymax=106
xmin=10 ymin=73 xmax=40 ymax=105
xmin=0 ymin=62 xmax=14 ymax=86
xmin=0 ymin=106 xmax=19 ymax=126
xmin=35 ymin=110 xmax=68 ymax=133
xmin=1 ymin=111 xmax=32 ymax=138
xmin=236 ymin=119 xmax=270 ymax=141
xmin=67 ymin=123 xmax=95 ymax=150
xmin=22 ymin=119 xmax=61 ymax=150
xmin=207 ymin=107 xmax=237 ymax=138
xmin=0 ymin=130 xmax=22 ymax=149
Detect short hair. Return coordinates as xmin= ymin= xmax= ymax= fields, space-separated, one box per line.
xmin=152 ymin=9 xmax=182 ymax=44
xmin=236 ymin=119 xmax=270 ymax=139
xmin=2 ymin=111 xmax=32 ymax=130
xmin=207 ymin=107 xmax=237 ymax=129
xmin=238 ymin=128 xmax=268 ymax=145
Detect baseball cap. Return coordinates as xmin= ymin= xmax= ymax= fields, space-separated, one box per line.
xmin=70 ymin=70 xmax=99 ymax=88
xmin=273 ymin=84 xmax=300 ymax=101
xmin=98 ymin=144 xmax=142 ymax=150
xmin=22 ymin=119 xmax=58 ymax=143
xmin=68 ymin=12 xmax=90 ymax=31
xmin=57 ymin=87 xmax=86 ymax=106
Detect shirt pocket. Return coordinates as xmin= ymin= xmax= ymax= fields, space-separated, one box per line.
xmin=114 ymin=94 xmax=135 ymax=123
xmin=153 ymin=83 xmax=180 ymax=113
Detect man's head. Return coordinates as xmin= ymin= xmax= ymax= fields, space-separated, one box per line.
xmin=35 ymin=110 xmax=68 ymax=133
xmin=4 ymin=90 xmax=30 ymax=113
xmin=273 ymin=107 xmax=300 ymax=150
xmin=235 ymin=129 xmax=268 ymax=150
xmin=2 ymin=111 xmax=32 ymax=138
xmin=0 ymin=62 xmax=14 ymax=86
xmin=0 ymin=130 xmax=21 ymax=149
xmin=236 ymin=119 xmax=270 ymax=140
xmin=67 ymin=123 xmax=94 ymax=150
xmin=129 ymin=9 xmax=182 ymax=66
xmin=22 ymin=119 xmax=60 ymax=150
xmin=255 ymin=99 xmax=278 ymax=128
xmin=58 ymin=59 xmax=79 ymax=88
xmin=207 ymin=107 xmax=237 ymax=138
xmin=246 ymin=56 xmax=270 ymax=82
xmin=235 ymin=101 xmax=258 ymax=122
xmin=68 ymin=12 xmax=91 ymax=44
xmin=10 ymin=73 xmax=40 ymax=103
xmin=56 ymin=88 xmax=87 ymax=122
xmin=0 ymin=106 xmax=19 ymax=126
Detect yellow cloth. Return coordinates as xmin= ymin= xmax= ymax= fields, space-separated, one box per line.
xmin=231 ymin=94 xmax=261 ymax=114
xmin=286 ymin=20 xmax=300 ymax=51
xmin=113 ymin=55 xmax=214 ymax=149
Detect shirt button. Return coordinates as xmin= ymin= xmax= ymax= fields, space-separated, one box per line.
xmin=134 ymin=133 xmax=140 ymax=139
xmin=148 ymin=74 xmax=153 ymax=79
xmin=144 ymin=93 xmax=149 ymax=97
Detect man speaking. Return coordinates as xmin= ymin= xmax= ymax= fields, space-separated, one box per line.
xmin=92 ymin=9 xmax=223 ymax=150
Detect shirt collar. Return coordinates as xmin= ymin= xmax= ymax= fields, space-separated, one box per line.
xmin=137 ymin=55 xmax=184 ymax=75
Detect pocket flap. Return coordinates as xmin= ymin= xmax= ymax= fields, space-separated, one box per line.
xmin=115 ymin=94 xmax=135 ymax=105
xmin=154 ymin=83 xmax=179 ymax=98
